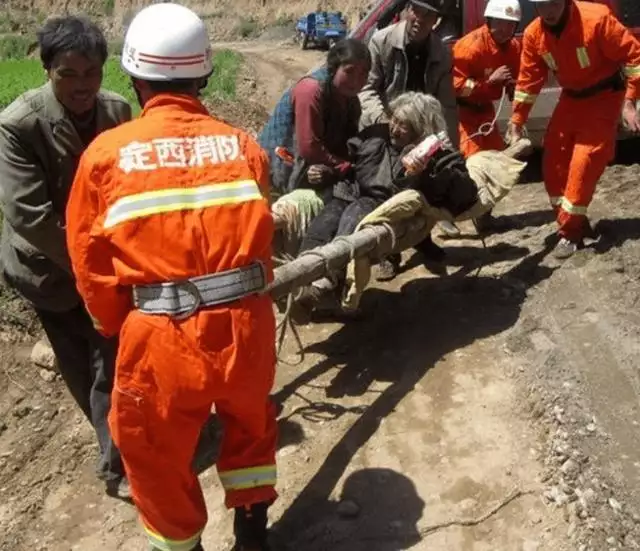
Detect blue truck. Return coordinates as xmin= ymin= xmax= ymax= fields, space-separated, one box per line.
xmin=295 ymin=11 xmax=348 ymax=50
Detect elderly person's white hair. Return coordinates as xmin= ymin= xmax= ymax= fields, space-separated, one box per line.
xmin=389 ymin=92 xmax=449 ymax=141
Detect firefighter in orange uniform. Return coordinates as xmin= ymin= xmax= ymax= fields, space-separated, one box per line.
xmin=453 ymin=0 xmax=522 ymax=158
xmin=506 ymin=0 xmax=640 ymax=259
xmin=65 ymin=4 xmax=277 ymax=550
xmin=452 ymin=0 xmax=522 ymax=232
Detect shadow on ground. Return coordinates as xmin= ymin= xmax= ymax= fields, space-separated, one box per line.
xmin=594 ymin=218 xmax=640 ymax=255
xmin=269 ymin=239 xmax=558 ymax=549
xmin=273 ymin=467 xmax=425 ymax=551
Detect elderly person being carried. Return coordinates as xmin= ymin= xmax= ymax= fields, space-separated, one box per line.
xmin=292 ymin=91 xmax=480 ymax=317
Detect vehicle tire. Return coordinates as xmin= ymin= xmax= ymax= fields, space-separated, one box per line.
xmin=328 ymin=38 xmax=336 ymax=49
xmin=300 ymin=34 xmax=308 ymax=50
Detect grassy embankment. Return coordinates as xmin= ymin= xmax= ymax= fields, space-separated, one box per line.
xmin=0 ymin=45 xmax=243 ymax=112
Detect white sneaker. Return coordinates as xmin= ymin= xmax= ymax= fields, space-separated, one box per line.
xmin=554 ymin=237 xmax=579 ymax=259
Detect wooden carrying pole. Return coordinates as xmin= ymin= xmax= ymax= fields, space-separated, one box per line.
xmin=267 ymin=138 xmax=533 ymax=301
xmin=268 ymin=216 xmax=429 ymax=300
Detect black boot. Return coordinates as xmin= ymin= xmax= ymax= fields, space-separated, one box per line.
xmin=232 ymin=502 xmax=270 ymax=551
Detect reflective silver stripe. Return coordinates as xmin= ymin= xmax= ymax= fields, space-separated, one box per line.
xmin=576 ymin=47 xmax=590 ymax=69
xmin=514 ymin=90 xmax=537 ymax=104
xmin=560 ymin=197 xmax=588 ymax=215
xmin=133 ymin=263 xmax=266 ymax=317
xmin=144 ymin=525 xmax=203 ymax=551
xmin=104 ymin=180 xmax=262 ymax=229
xmin=624 ymin=64 xmax=640 ymax=78
xmin=218 ymin=465 xmax=277 ymax=491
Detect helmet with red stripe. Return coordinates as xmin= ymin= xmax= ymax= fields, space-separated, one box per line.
xmin=121 ymin=3 xmax=213 ymax=81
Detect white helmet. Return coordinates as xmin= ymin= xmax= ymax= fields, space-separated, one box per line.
xmin=121 ymin=3 xmax=213 ymax=81
xmin=484 ymin=0 xmax=522 ymax=21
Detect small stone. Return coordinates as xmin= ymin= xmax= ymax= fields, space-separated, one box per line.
xmin=337 ymin=499 xmax=360 ymax=518
xmin=12 ymin=405 xmax=32 ymax=419
xmin=609 ymin=497 xmax=622 ymax=512
xmin=586 ymin=423 xmax=597 ymax=433
xmin=30 ymin=338 xmax=57 ymax=370
xmin=39 ymin=369 xmax=56 ymax=383
xmin=522 ymin=540 xmax=540 ymax=551
xmin=607 ymin=537 xmax=617 ymax=545
xmin=561 ymin=458 xmax=580 ymax=478
xmin=547 ymin=486 xmax=569 ymax=506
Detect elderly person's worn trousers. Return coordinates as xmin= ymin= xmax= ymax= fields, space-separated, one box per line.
xmin=34 ymin=304 xmax=124 ymax=482
xmin=299 ymin=197 xmax=382 ymax=253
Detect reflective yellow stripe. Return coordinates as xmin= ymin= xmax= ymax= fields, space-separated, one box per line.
xmin=103 ymin=180 xmax=262 ymax=229
xmin=461 ymin=78 xmax=476 ymax=97
xmin=624 ymin=64 xmax=640 ymax=78
xmin=576 ymin=47 xmax=590 ymax=69
xmin=514 ymin=90 xmax=537 ymax=104
xmin=218 ymin=465 xmax=277 ymax=491
xmin=560 ymin=197 xmax=588 ymax=215
xmin=542 ymin=52 xmax=557 ymax=71
xmin=144 ymin=524 xmax=203 ymax=551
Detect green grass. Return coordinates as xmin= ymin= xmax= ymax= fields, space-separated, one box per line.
xmin=0 ymin=36 xmax=33 ymax=60
xmin=0 ymin=50 xmax=243 ymax=113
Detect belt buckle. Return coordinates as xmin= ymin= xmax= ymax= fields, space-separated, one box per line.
xmin=173 ymin=279 xmax=202 ymax=320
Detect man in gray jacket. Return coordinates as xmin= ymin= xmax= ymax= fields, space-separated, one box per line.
xmin=358 ymin=0 xmax=460 ymax=147
xmin=359 ymin=0 xmax=462 ymax=254
xmin=0 ymin=16 xmax=132 ymax=499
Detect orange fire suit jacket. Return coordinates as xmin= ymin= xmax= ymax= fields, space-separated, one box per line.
xmin=512 ymin=0 xmax=640 ymax=127
xmin=453 ymin=24 xmax=521 ymax=156
xmin=453 ymin=24 xmax=521 ymax=107
xmin=65 ymin=94 xmax=273 ymax=337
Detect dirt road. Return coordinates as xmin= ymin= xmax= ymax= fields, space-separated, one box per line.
xmin=1 ymin=42 xmax=640 ymax=551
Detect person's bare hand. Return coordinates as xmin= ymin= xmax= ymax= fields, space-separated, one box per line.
xmin=488 ymin=65 xmax=513 ymax=85
xmin=505 ymin=122 xmax=524 ymax=145
xmin=307 ymin=164 xmax=334 ymax=186
xmin=404 ymin=156 xmax=428 ymax=175
xmin=622 ymin=99 xmax=640 ymax=133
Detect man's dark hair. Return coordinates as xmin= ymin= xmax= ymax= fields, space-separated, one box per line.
xmin=37 ymin=15 xmax=108 ymax=70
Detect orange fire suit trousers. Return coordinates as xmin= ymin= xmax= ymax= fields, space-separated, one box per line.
xmin=459 ymin=106 xmax=505 ymax=158
xmin=542 ymin=90 xmax=624 ymax=242
xmin=108 ymin=295 xmax=277 ymax=550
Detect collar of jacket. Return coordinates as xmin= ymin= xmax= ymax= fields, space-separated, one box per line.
xmin=140 ymin=93 xmax=209 ymax=117
xmin=40 ymin=81 xmax=115 ymax=157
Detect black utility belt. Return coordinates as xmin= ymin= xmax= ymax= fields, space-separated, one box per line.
xmin=563 ymin=72 xmax=625 ymax=99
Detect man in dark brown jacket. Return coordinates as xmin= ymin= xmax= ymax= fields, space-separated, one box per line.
xmin=0 ymin=16 xmax=132 ymax=499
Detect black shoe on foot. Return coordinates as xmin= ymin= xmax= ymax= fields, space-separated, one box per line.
xmin=232 ymin=502 xmax=271 ymax=551
xmin=105 ymin=476 xmax=132 ymax=503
